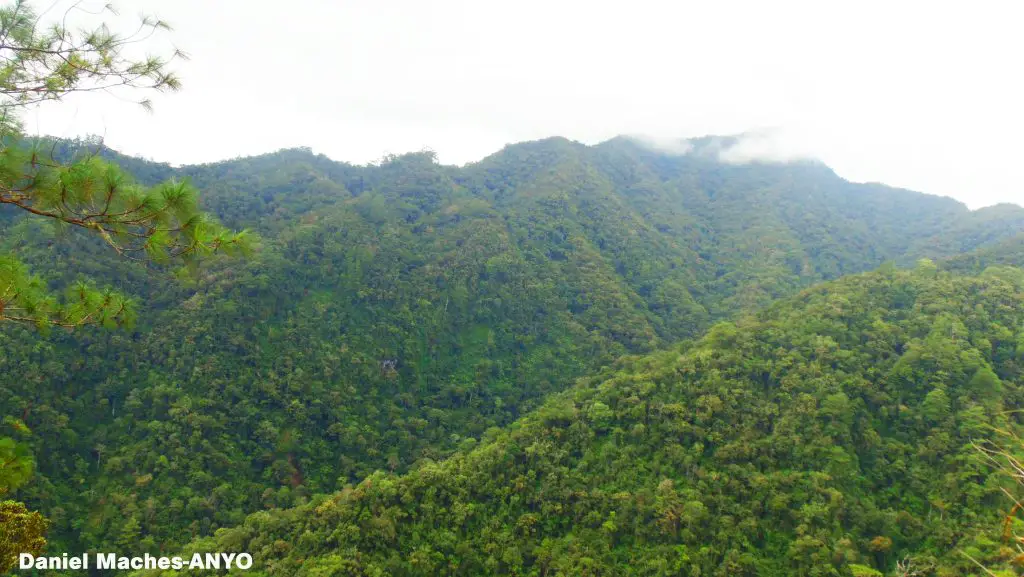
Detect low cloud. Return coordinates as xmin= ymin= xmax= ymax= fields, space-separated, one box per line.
xmin=626 ymin=128 xmax=820 ymax=165
xmin=716 ymin=128 xmax=819 ymax=164
xmin=624 ymin=134 xmax=693 ymax=155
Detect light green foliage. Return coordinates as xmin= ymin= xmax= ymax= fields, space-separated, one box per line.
xmin=0 ymin=419 xmax=45 ymax=573
xmin=921 ymin=387 xmax=951 ymax=424
xmin=915 ymin=257 xmax=938 ymax=277
xmin=0 ymin=433 xmax=32 ymax=495
xmin=0 ymin=500 xmax=48 ymax=572
xmin=1 ymin=253 xmax=136 ymax=328
xmin=847 ymin=565 xmax=882 ymax=577
xmin=968 ymin=366 xmax=1003 ymax=403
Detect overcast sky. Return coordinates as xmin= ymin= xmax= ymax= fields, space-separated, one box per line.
xmin=28 ymin=0 xmax=1024 ymax=209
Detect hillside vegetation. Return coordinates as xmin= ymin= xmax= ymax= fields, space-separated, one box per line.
xmin=139 ymin=264 xmax=1024 ymax=576
xmin=3 ymin=135 xmax=1024 ymax=557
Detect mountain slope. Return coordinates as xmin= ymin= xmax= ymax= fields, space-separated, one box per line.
xmin=942 ymin=233 xmax=1024 ymax=274
xmin=138 ymin=264 xmax=1024 ymax=577
xmin=3 ymin=135 xmax=1024 ymax=555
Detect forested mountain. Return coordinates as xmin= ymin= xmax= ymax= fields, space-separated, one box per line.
xmin=138 ymin=264 xmax=1024 ymax=576
xmin=943 ymin=233 xmax=1024 ymax=275
xmin=3 ymin=135 xmax=1024 ymax=561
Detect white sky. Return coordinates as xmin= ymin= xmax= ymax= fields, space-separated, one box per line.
xmin=27 ymin=0 xmax=1024 ymax=209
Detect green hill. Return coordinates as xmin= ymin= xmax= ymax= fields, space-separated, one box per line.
xmin=3 ymin=135 xmax=1023 ymax=556
xmin=942 ymin=233 xmax=1024 ymax=274
xmin=137 ymin=264 xmax=1024 ymax=577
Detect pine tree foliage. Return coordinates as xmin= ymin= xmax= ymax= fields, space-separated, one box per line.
xmin=0 ymin=0 xmax=182 ymax=111
xmin=0 ymin=0 xmax=251 ymax=329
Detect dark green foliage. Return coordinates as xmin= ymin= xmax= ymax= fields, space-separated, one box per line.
xmin=138 ymin=267 xmax=1024 ymax=576
xmin=3 ymin=136 xmax=1024 ymax=560
xmin=942 ymin=233 xmax=1024 ymax=274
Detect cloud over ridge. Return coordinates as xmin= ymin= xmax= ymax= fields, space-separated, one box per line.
xmin=627 ymin=128 xmax=821 ymax=165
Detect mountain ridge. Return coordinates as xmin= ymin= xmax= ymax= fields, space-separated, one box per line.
xmin=63 ymin=133 xmax=1024 ymax=215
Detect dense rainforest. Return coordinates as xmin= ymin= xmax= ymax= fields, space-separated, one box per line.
xmin=136 ymin=263 xmax=1024 ymax=577
xmin=3 ymin=134 xmax=1024 ymax=573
